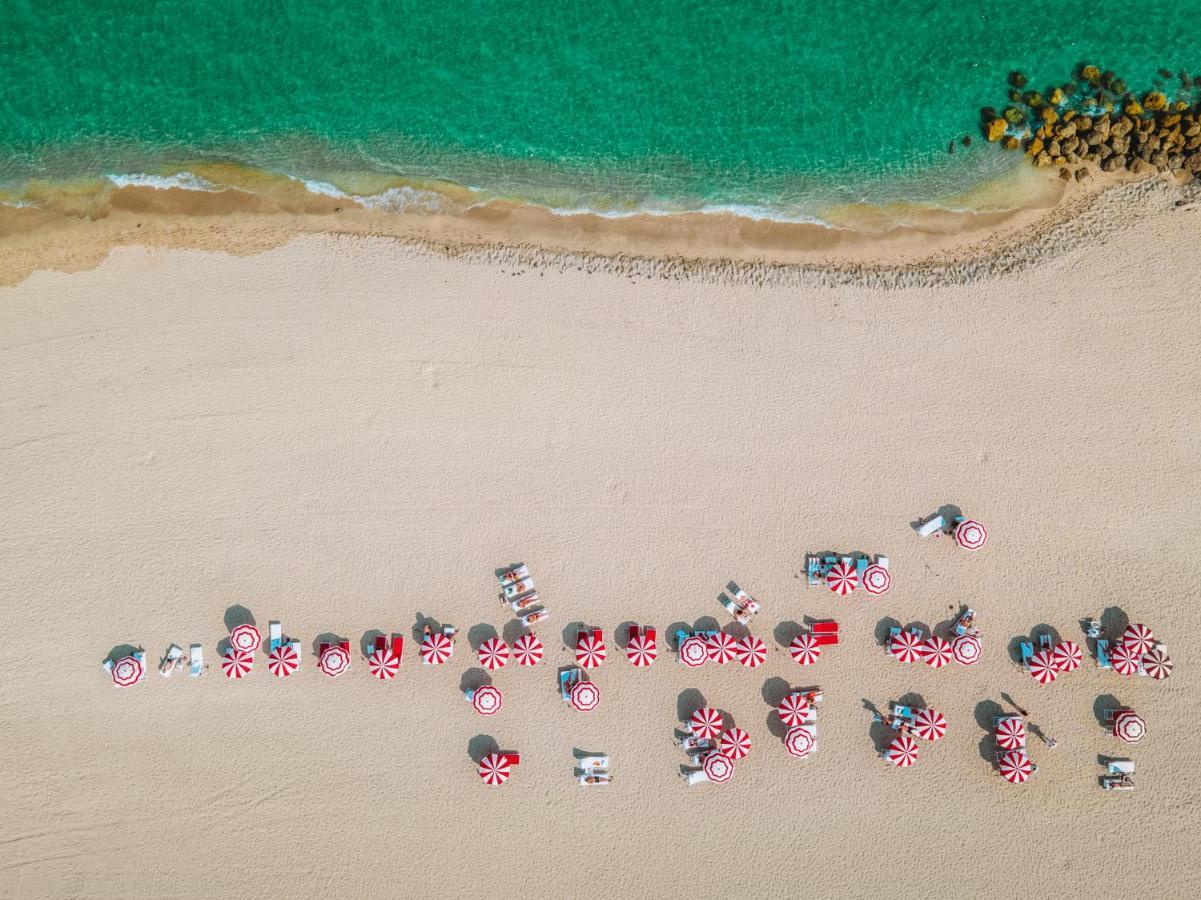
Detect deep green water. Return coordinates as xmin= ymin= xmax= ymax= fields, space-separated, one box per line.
xmin=2 ymin=0 xmax=1200 ymax=217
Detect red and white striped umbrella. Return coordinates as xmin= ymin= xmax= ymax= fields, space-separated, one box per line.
xmin=268 ymin=643 xmax=299 ymax=677
xmin=790 ymin=633 xmax=822 ymax=666
xmin=420 ymin=633 xmax=453 ymax=666
xmin=784 ymin=726 xmax=815 ymax=758
xmin=477 ymin=753 xmax=511 ymax=785
xmin=1027 ymin=648 xmax=1059 ymax=684
xmin=951 ymin=633 xmax=981 ymax=666
xmin=955 ymin=519 xmax=988 ymax=551
xmin=318 ymin=644 xmax=350 ymax=678
xmin=861 ymin=564 xmax=892 ymax=595
xmin=111 ymin=655 xmax=143 ymax=687
xmin=1121 ymin=623 xmax=1155 ymax=657
xmin=1112 ymin=709 xmax=1145 ymax=744
xmin=471 ymin=684 xmax=503 ymax=716
xmin=512 ymin=632 xmax=544 ymax=667
xmin=998 ymin=749 xmax=1033 ymax=784
xmin=912 ymin=707 xmax=948 ymax=742
xmin=626 ymin=632 xmax=657 ymax=667
xmin=569 ymin=680 xmax=600 ymax=712
xmin=919 ymin=636 xmax=953 ymax=669
xmin=689 ymin=707 xmax=724 ymax=740
xmin=679 ymin=636 xmax=708 ymax=668
xmin=1110 ymin=642 xmax=1140 ymax=676
xmin=886 ymin=734 xmax=919 ymax=767
xmin=778 ymin=693 xmax=811 ymax=727
xmin=229 ymin=623 xmax=262 ymax=654
xmin=575 ymin=631 xmax=607 ymax=669
xmin=735 ymin=635 xmax=767 ymax=669
xmin=719 ymin=727 xmax=752 ymax=760
xmin=706 ymin=631 xmax=739 ymax=665
xmin=826 ymin=561 xmax=859 ymax=596
xmin=889 ymin=630 xmax=923 ymax=663
xmin=1051 ymin=640 xmax=1082 ymax=672
xmin=702 ymin=751 xmax=734 ymax=784
xmin=222 ymin=648 xmax=253 ymax=679
xmin=368 ymin=648 xmax=400 ymax=680
xmin=477 ymin=637 xmax=510 ymax=671
xmin=994 ymin=717 xmax=1026 ymax=751
xmin=1142 ymin=648 xmax=1172 ymax=680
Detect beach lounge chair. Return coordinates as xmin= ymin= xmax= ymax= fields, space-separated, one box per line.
xmin=1020 ymin=641 xmax=1034 ymax=669
xmin=875 ymin=555 xmax=889 ymax=570
xmin=268 ymin=621 xmax=282 ymax=653
xmin=503 ymin=577 xmax=535 ymax=601
xmin=677 ymin=734 xmax=715 ymax=752
xmin=889 ymin=626 xmax=901 ymax=640
xmin=509 ymin=591 xmax=541 ymax=612
xmin=559 ymin=669 xmax=580 ymax=701
xmin=1107 ymin=759 xmax=1135 ymax=776
xmin=680 ymin=768 xmax=710 ymax=787
xmin=189 ymin=644 xmax=203 ymax=676
xmin=579 ymin=773 xmax=612 ymax=786
xmin=890 ymin=705 xmax=916 ymax=725
xmin=916 ymin=514 xmax=946 ymax=537
xmin=287 ymin=639 xmax=301 ymax=664
xmin=1096 ymin=638 xmax=1111 ymax=669
xmin=1101 ymin=775 xmax=1135 ymax=791
xmin=390 ymin=634 xmax=404 ymax=661
xmin=854 ymin=556 xmax=869 ymax=580
xmin=518 ymin=608 xmax=548 ymax=629
xmin=159 ymin=644 xmax=183 ymax=676
xmin=811 ymin=620 xmax=839 ymax=647
xmin=1085 ymin=619 xmax=1102 ymax=640
xmin=372 ymin=634 xmax=387 ymax=655
xmin=806 ymin=556 xmax=821 ymax=585
xmin=577 ymin=755 xmax=609 ymax=770
xmin=504 ymin=752 xmax=521 ymax=766
xmin=1038 ymin=632 xmax=1053 ymax=652
xmin=954 ymin=608 xmax=977 ymax=636
xmin=499 ymin=564 xmax=529 ymax=583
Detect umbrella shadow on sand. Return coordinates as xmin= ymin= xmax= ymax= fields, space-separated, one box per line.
xmin=467 ymin=734 xmax=499 ymax=764
xmin=467 ymin=623 xmax=497 ymax=651
xmin=360 ymin=629 xmax=384 ymax=658
xmin=762 ymin=677 xmax=792 ymax=738
xmin=223 ymin=605 xmax=255 ymax=632
xmin=676 ymin=688 xmax=707 ymax=725
xmin=1099 ymin=606 xmax=1131 ymax=639
xmin=312 ymin=632 xmax=346 ymax=657
xmin=773 ymin=621 xmax=805 ymax=649
xmin=974 ymin=699 xmax=1005 ymax=763
xmin=615 ymin=621 xmax=637 ymax=650
xmin=874 ymin=617 xmax=901 ymax=646
xmin=501 ymin=620 xmax=526 ymax=645
xmin=104 ymin=643 xmax=140 ymax=664
xmin=1093 ymin=693 xmax=1122 ymax=728
xmin=909 ymin=504 xmax=963 ymax=533
xmin=560 ymin=621 xmax=586 ymax=651
xmin=412 ymin=613 xmax=442 ymax=643
xmin=460 ymin=667 xmax=491 ymax=695
xmin=666 ymin=622 xmax=691 ymax=650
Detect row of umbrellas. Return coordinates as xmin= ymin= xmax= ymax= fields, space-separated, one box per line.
xmin=993 ymin=716 xmax=1035 ymax=783
xmin=890 ymin=631 xmax=981 ymax=667
xmin=884 ymin=707 xmax=949 ymax=767
xmin=825 ymin=561 xmax=893 ymax=597
xmin=1112 ymin=623 xmax=1173 ymax=680
xmin=679 ymin=633 xmax=767 ymax=668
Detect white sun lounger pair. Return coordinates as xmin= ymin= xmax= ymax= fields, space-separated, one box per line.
xmin=577 ymin=754 xmax=610 ymax=785
xmin=680 ymin=768 xmax=711 ymax=787
xmin=916 ymin=515 xmax=947 ymax=537
xmin=189 ymin=644 xmax=204 ymax=676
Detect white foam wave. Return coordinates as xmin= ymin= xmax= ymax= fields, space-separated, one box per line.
xmin=105 ymin=172 xmax=222 ymax=192
xmin=291 ymin=177 xmax=448 ymax=213
xmin=546 ymin=201 xmax=838 ymax=228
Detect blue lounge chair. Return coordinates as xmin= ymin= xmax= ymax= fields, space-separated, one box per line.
xmin=1096 ymin=639 xmax=1111 ymax=669
xmin=559 ymin=669 xmax=579 ymax=701
xmin=889 ymin=626 xmax=902 ymax=640
xmin=189 ymin=644 xmax=203 ymax=676
xmin=1038 ymin=632 xmax=1053 ymax=652
xmin=1020 ymin=641 xmax=1034 ymax=669
xmin=268 ymin=621 xmax=282 ymax=653
xmin=675 ymin=629 xmax=692 ymax=650
xmin=854 ymin=556 xmax=869 ymax=580
xmin=890 ymin=705 xmax=916 ymax=727
xmin=806 ymin=556 xmax=820 ymax=584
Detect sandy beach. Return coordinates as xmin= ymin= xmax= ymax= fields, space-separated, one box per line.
xmin=2 ymin=193 xmax=1201 ymax=898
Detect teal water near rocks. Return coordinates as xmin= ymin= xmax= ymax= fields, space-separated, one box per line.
xmin=2 ymin=0 xmax=1199 ymax=220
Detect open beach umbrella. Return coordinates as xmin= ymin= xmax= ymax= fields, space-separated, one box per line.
xmin=420 ymin=633 xmax=453 ymax=666
xmin=919 ymin=636 xmax=953 ymax=669
xmin=735 ymin=635 xmax=767 ymax=669
xmin=707 ymin=631 xmax=738 ymax=665
xmin=1141 ymin=648 xmax=1172 ymax=680
xmin=912 ymin=707 xmax=948 ymax=742
xmin=951 ymin=633 xmax=981 ymax=666
xmin=1051 ymin=640 xmax=1082 ymax=672
xmin=626 ymin=632 xmax=657 ymax=667
xmin=719 ymin=727 xmax=752 ymax=760
xmin=222 ymin=648 xmax=253 ymax=679
xmin=477 ymin=637 xmax=510 ymax=671
xmin=790 ymin=633 xmax=822 ymax=666
xmin=784 ymin=726 xmax=815 ymax=758
xmin=1112 ymin=709 xmax=1145 ymax=744
xmin=512 ymin=632 xmax=544 ymax=667
xmin=267 ymin=643 xmax=299 ymax=677
xmin=954 ymin=519 xmax=988 ymax=551
xmin=889 ymin=630 xmax=923 ymax=663
xmin=110 ymin=655 xmax=143 ymax=687
xmin=861 ymin=564 xmax=892 ymax=595
xmin=679 ymin=636 xmax=709 ymax=668
xmin=1110 ymin=642 xmax=1140 ymax=676
xmin=569 ymin=680 xmax=600 ymax=712
xmin=886 ymin=734 xmax=919 ymax=768
xmin=826 ymin=561 xmax=858 ymax=596
xmin=994 ymin=717 xmax=1026 ymax=751
xmin=477 ymin=753 xmax=511 ymax=786
xmin=368 ymin=647 xmax=400 ymax=680
xmin=1027 ymin=649 xmax=1059 ymax=684
xmin=689 ymin=707 xmax=724 ymax=740
xmin=1121 ymin=623 xmax=1155 ymax=657
xmin=471 ymin=684 xmax=503 ymax=716
xmin=998 ymin=750 xmax=1033 ymax=784
xmin=229 ymin=623 xmax=262 ymax=654
xmin=778 ymin=693 xmax=811 ymax=727
xmin=702 ymin=751 xmax=734 ymax=784
xmin=575 ymin=631 xmax=607 ymax=669
xmin=318 ymin=644 xmax=350 ymax=678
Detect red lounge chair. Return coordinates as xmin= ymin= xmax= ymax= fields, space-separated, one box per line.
xmin=628 ymin=624 xmax=642 ymax=642
xmin=645 ymin=627 xmax=657 ymax=644
xmin=318 ymin=642 xmax=329 ymax=656
xmin=811 ymin=620 xmax=839 ymax=633
xmin=592 ymin=627 xmax=603 ymax=644
xmin=504 ymin=752 xmax=521 ymax=766
xmin=390 ymin=634 xmax=404 ymax=661
xmin=338 ymin=640 xmax=350 ymax=654
xmin=373 ymin=634 xmax=387 ymax=655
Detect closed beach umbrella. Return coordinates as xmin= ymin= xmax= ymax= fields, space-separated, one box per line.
xmin=1141 ymin=648 xmax=1172 ymax=680
xmin=569 ymin=680 xmax=600 ymax=712
xmin=719 ymin=727 xmax=752 ymax=761
xmin=886 ymin=735 xmax=919 ymax=768
xmin=679 ymin=636 xmax=708 ymax=668
xmin=912 ymin=707 xmax=948 ymax=742
xmin=471 ymin=684 xmax=503 ymax=716
xmin=919 ymin=636 xmax=953 ymax=669
xmin=229 ymin=624 xmax=262 ymax=654
xmin=267 ymin=643 xmax=299 ymax=677
xmin=1110 ymin=642 xmax=1140 ymax=676
xmin=1051 ymin=640 xmax=1082 ymax=672
xmin=790 ymin=633 xmax=822 ymax=666
xmin=778 ymin=693 xmax=811 ymax=727
xmin=477 ymin=753 xmax=511 ymax=786
xmin=626 ymin=632 xmax=657 ymax=667
xmin=784 ymin=726 xmax=815 ymax=758
xmin=689 ymin=707 xmax=724 ymax=740
xmin=861 ymin=564 xmax=892 ymax=595
xmin=889 ymin=630 xmax=923 ymax=663
xmin=575 ymin=631 xmax=607 ymax=669
xmin=702 ymin=751 xmax=734 ymax=784
xmin=110 ymin=655 xmax=144 ymax=688
xmin=368 ymin=648 xmax=400 ymax=680
xmin=1027 ymin=649 xmax=1059 ymax=684
xmin=994 ymin=717 xmax=1026 ymax=751
xmin=735 ymin=635 xmax=767 ymax=668
xmin=951 ymin=633 xmax=981 ymax=666
xmin=222 ymin=648 xmax=253 ymax=679
xmin=1121 ymin=623 xmax=1155 ymax=657
xmin=707 ymin=631 xmax=738 ymax=665
xmin=826 ymin=561 xmax=858 ymax=596
xmin=998 ymin=750 xmax=1033 ymax=784
xmin=1112 ymin=709 xmax=1145 ymax=744
xmin=511 ymin=632 xmax=544 ymax=667
xmin=420 ymin=633 xmax=453 ymax=666
xmin=955 ymin=520 xmax=988 ymax=551
xmin=318 ymin=644 xmax=350 ymax=678
xmin=477 ymin=637 xmax=510 ymax=671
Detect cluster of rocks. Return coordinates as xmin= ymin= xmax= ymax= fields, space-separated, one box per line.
xmin=980 ymin=65 xmax=1201 ymax=183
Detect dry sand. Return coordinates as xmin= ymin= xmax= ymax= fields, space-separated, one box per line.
xmin=2 ymin=198 xmax=1201 ymax=899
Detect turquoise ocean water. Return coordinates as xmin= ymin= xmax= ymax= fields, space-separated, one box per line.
xmin=2 ymin=0 xmax=1200 ymax=221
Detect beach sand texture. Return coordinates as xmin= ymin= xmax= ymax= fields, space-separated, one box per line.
xmin=2 ymin=211 xmax=1201 ymax=898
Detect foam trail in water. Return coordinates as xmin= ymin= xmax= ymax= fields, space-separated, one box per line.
xmin=106 ymin=172 xmax=222 ymax=192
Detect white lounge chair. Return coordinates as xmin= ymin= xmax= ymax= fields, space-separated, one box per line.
xmin=876 ymin=555 xmax=889 ymax=570
xmin=189 ymin=644 xmax=203 ymax=676
xmin=916 ymin=515 xmax=946 ymax=538
xmin=681 ymin=768 xmax=710 ymax=787
xmin=577 ymin=755 xmax=609 ymax=770
xmin=159 ymin=644 xmax=183 ymax=677
xmin=1108 ymin=759 xmax=1135 ymax=776
xmin=503 ymin=578 xmax=535 ymax=600
xmin=509 ymin=591 xmax=541 ymax=612
xmin=499 ymin=564 xmax=529 ymax=584
xmin=578 ymin=773 xmax=611 ymax=786
xmin=268 ymin=621 xmax=282 ymax=653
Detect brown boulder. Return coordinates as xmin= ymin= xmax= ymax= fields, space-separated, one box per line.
xmin=1049 ymin=140 xmax=1062 ymax=157
xmin=986 ymin=118 xmax=1008 ymax=142
xmin=1059 ymin=167 xmax=1072 ymax=181
xmin=1143 ymin=91 xmax=1167 ymax=111
xmin=1035 ymin=151 xmax=1052 ymax=167
xmin=1080 ymin=64 xmax=1101 ymax=83
xmin=1074 ymin=167 xmax=1090 ymax=182
xmin=1057 ymin=121 xmax=1078 ymax=140
xmin=1187 ymin=155 xmax=1201 ymax=173
xmin=1131 ymin=158 xmax=1155 ymax=175
xmin=1100 ymin=155 xmax=1125 ymax=172
xmin=1025 ymin=137 xmax=1045 ymax=157
xmin=1075 ymin=116 xmax=1093 ymax=132
xmin=1001 ymin=135 xmax=1020 ymax=150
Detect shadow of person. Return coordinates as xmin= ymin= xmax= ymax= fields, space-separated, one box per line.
xmin=459 ymin=667 xmax=491 ymax=694
xmin=223 ymin=604 xmax=255 ymax=632
xmin=467 ymin=734 xmax=499 ymax=764
xmin=468 ymin=623 xmax=498 ymax=651
xmin=774 ymin=620 xmax=804 ymax=649
xmin=874 ymin=617 xmax=901 ymax=646
xmin=861 ymin=697 xmax=884 ymax=719
xmin=869 ymin=717 xmax=895 ymax=754
xmin=1093 ymin=693 xmax=1121 ymax=728
xmin=677 ymin=688 xmax=707 ymax=724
